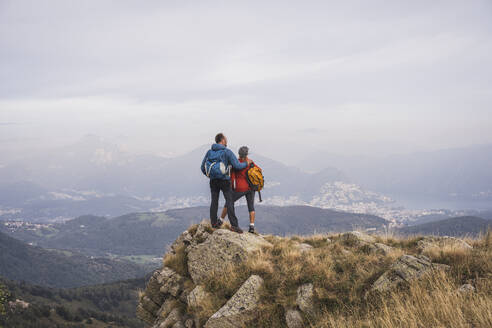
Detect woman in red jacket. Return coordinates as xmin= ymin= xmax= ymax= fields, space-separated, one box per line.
xmin=219 ymin=146 xmax=258 ymax=233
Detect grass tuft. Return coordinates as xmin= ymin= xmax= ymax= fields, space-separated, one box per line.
xmin=163 ymin=244 xmax=189 ymax=277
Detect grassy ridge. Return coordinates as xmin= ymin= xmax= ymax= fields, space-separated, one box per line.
xmin=165 ymin=224 xmax=492 ymax=327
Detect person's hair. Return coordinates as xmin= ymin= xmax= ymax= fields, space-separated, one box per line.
xmin=215 ymin=133 xmax=225 ymax=144
xmin=238 ymin=146 xmax=249 ymax=159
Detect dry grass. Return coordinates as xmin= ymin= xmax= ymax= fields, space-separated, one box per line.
xmin=167 ymin=228 xmax=492 ymax=327
xmin=137 ymin=289 xmax=145 ymax=302
xmin=163 ymin=243 xmax=189 ymax=276
xmin=315 ymin=271 xmax=492 ymax=328
xmin=311 ymin=233 xmax=492 ymax=328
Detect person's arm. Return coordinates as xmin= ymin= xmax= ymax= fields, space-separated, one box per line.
xmin=201 ymin=151 xmax=209 ymax=175
xmin=226 ymin=149 xmax=247 ymax=170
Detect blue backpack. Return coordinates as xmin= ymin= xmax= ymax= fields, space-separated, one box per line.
xmin=202 ymin=149 xmax=230 ymax=179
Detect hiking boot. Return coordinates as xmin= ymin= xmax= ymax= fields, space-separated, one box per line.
xmin=212 ymin=219 xmax=223 ymax=229
xmin=248 ymin=226 xmax=255 ymax=234
xmin=230 ymin=225 xmax=243 ymax=234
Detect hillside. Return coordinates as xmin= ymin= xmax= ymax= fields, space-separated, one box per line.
xmin=136 ymin=222 xmax=492 ymax=327
xmin=0 ymin=231 xmax=147 ymax=288
xmin=398 ymin=216 xmax=492 ymax=237
xmin=0 ymin=276 xmax=146 ymax=328
xmin=1 ymin=206 xmax=388 ymax=258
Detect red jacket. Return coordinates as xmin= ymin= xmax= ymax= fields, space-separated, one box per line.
xmin=231 ymin=158 xmax=259 ymax=192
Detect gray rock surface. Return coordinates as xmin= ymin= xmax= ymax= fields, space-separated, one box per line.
xmin=159 ymin=308 xmax=182 ymax=328
xmin=187 ymin=285 xmax=211 ymax=309
xmin=172 ymin=321 xmax=185 ymax=328
xmin=204 ymin=275 xmax=264 ymax=328
xmin=296 ymin=283 xmax=315 ymax=315
xmin=187 ymin=229 xmax=272 ymax=284
xmin=370 ymin=255 xmax=449 ymax=293
xmin=141 ymin=296 xmax=161 ymax=315
xmin=458 ymin=284 xmax=475 ymax=293
xmin=285 ymin=309 xmax=304 ymax=328
xmin=157 ymin=298 xmax=178 ymax=321
xmin=147 ymin=271 xmax=168 ymax=304
xmin=136 ymin=303 xmax=156 ymax=325
xmin=159 ymin=267 xmax=185 ymax=297
xmin=170 ymin=230 xmax=193 ymax=254
xmin=296 ymin=242 xmax=314 ymax=253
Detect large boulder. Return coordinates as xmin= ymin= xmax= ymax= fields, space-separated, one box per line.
xmin=187 ymin=229 xmax=272 ymax=284
xmin=417 ymin=236 xmax=472 ymax=253
xmin=370 ymin=255 xmax=449 ymax=293
xmin=205 ymin=275 xmax=264 ymax=328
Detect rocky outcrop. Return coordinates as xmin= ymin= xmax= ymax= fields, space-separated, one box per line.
xmin=370 ymin=255 xmax=449 ymax=293
xmin=204 ymin=275 xmax=264 ymax=328
xmin=138 ymin=223 xmax=470 ymax=327
xmin=187 ymin=229 xmax=272 ymax=284
xmin=137 ymin=223 xmax=272 ymax=328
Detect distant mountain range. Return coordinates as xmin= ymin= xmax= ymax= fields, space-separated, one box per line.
xmin=397 ymin=216 xmax=492 ymax=237
xmin=0 ymin=135 xmax=349 ymax=221
xmin=1 ymin=135 xmax=490 ymax=223
xmin=0 ymin=230 xmax=147 ymax=288
xmin=302 ymin=144 xmax=492 ymax=209
xmin=1 ymin=205 xmax=389 ymax=258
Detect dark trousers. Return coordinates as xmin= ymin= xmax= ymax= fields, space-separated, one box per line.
xmin=210 ymin=179 xmax=239 ymax=227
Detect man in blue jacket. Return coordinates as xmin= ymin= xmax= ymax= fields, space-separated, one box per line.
xmin=201 ymin=133 xmax=251 ymax=233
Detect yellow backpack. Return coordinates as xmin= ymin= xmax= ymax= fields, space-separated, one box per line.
xmin=246 ymin=164 xmax=264 ymax=202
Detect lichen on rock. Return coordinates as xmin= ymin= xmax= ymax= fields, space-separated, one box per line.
xmin=204 ymin=275 xmax=264 ymax=328
xmin=187 ymin=228 xmax=272 ymax=284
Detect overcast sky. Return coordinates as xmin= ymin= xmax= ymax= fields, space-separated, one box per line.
xmin=1 ymin=0 xmax=491 ymax=164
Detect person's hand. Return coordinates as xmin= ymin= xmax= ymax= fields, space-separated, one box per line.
xmin=246 ymin=159 xmax=252 ymax=165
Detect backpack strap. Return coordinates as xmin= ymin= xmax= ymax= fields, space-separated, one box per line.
xmin=257 ymin=190 xmax=263 ymax=203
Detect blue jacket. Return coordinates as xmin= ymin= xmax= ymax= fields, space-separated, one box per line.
xmin=201 ymin=144 xmax=247 ymax=180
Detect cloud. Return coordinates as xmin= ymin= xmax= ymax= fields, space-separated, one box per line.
xmin=0 ymin=122 xmax=21 ymax=126
xmin=0 ymin=0 xmax=491 ymax=163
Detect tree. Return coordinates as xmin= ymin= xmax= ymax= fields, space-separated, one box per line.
xmin=0 ymin=283 xmax=11 ymax=328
